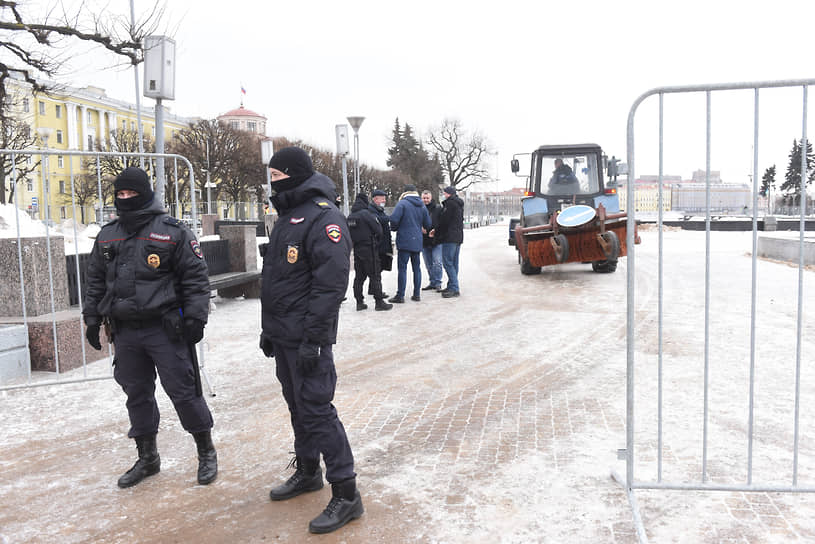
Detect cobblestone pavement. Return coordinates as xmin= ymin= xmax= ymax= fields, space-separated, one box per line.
xmin=1 ymin=225 xmax=814 ymax=543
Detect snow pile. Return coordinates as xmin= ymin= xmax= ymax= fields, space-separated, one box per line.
xmin=0 ymin=203 xmax=99 ymax=254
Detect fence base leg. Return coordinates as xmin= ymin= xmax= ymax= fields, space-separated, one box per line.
xmin=611 ymin=470 xmax=649 ymax=544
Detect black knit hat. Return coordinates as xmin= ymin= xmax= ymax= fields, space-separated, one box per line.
xmin=444 ymin=185 xmax=457 ymax=196
xmin=114 ymin=167 xmax=153 ymax=197
xmin=268 ymin=146 xmax=314 ymax=177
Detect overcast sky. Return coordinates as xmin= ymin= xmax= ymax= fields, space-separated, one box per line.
xmin=21 ymin=0 xmax=815 ymax=191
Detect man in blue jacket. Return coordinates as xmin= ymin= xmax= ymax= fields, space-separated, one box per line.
xmin=388 ymin=184 xmax=431 ymax=303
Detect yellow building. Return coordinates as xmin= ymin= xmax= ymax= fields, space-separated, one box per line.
xmin=617 ymin=183 xmax=673 ymax=212
xmin=6 ymin=75 xmax=192 ymax=223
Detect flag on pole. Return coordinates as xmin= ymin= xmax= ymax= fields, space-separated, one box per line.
xmin=241 ymin=85 xmax=247 ymax=95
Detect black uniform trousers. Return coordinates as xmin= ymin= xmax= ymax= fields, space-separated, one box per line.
xmin=274 ymin=344 xmax=356 ymax=483
xmin=113 ymin=323 xmax=213 ymax=438
xmin=352 ymin=249 xmax=385 ymax=303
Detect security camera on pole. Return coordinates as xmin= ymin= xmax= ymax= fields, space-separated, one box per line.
xmin=346 ymin=116 xmax=364 ymax=197
xmin=335 ymin=125 xmax=350 ymax=216
xmin=143 ymin=35 xmax=175 ymax=209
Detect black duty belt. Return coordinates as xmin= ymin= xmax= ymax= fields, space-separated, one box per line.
xmin=114 ymin=318 xmax=158 ymax=329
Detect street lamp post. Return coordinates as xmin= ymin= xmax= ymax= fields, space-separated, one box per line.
xmin=347 ymin=116 xmax=365 ymax=196
xmin=261 ymin=139 xmax=275 ymax=206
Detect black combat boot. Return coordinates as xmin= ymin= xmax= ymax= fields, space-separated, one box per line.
xmin=269 ymin=457 xmax=323 ymax=501
xmin=192 ymin=430 xmax=218 ymax=485
xmin=374 ymin=299 xmax=393 ymax=311
xmin=356 ymin=301 xmax=368 ymax=311
xmin=117 ymin=433 xmax=160 ymax=488
xmin=308 ymin=477 xmax=364 ymax=534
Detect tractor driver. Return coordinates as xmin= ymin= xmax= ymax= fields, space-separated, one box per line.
xmin=549 ymin=158 xmax=579 ymax=192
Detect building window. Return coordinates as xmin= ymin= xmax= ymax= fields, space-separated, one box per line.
xmin=26 ymin=179 xmax=34 ymax=192
xmin=130 ymin=121 xmax=135 ymax=131
xmin=59 ymin=180 xmax=66 ymax=194
xmin=123 ymin=120 xmax=127 ymax=131
xmin=247 ymin=121 xmax=257 ymax=132
xmin=229 ymin=121 xmax=239 ymax=130
xmin=87 ymin=110 xmax=93 ymax=124
xmin=87 ymin=135 xmax=93 ymax=150
xmin=23 ymin=98 xmax=30 ymax=113
xmin=58 ymin=156 xmax=64 ymax=168
xmin=60 ymin=206 xmax=67 ymax=219
xmin=55 ymin=105 xmax=62 ymax=119
xmin=56 ymin=130 xmax=63 ymax=144
xmin=23 ymin=124 xmax=31 ymax=139
xmin=39 ymin=101 xmax=46 ymax=115
xmin=151 ymin=126 xmax=155 ymax=137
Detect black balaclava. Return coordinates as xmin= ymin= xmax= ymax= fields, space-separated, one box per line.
xmin=268 ymin=146 xmax=314 ymax=193
xmin=114 ymin=167 xmax=154 ymax=212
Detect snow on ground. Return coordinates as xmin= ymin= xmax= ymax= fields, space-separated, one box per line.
xmin=1 ymin=221 xmax=814 ymax=543
xmin=0 ymin=204 xmax=98 ymax=255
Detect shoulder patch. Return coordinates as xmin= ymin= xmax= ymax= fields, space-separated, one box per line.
xmin=325 ymin=224 xmax=342 ymax=243
xmin=163 ymin=216 xmax=182 ymax=227
xmin=190 ymin=239 xmax=203 ymax=259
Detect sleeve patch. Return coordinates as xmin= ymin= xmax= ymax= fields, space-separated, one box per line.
xmin=325 ymin=224 xmax=342 ymax=243
xmin=190 ymin=239 xmax=203 ymax=258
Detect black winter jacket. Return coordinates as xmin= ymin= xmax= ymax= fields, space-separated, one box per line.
xmin=422 ymin=200 xmax=442 ymax=248
xmin=261 ymin=173 xmax=351 ymax=347
xmin=436 ymin=195 xmax=464 ymax=244
xmin=348 ymin=194 xmax=383 ymax=257
xmin=368 ymin=203 xmax=392 ymax=256
xmin=83 ymin=199 xmax=210 ymax=325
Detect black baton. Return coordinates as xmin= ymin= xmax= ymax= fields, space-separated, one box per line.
xmin=188 ymin=341 xmax=203 ymax=397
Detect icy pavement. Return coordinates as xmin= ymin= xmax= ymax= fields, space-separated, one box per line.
xmin=1 ymin=222 xmax=814 ymax=543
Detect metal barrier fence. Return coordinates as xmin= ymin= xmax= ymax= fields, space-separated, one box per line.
xmin=0 ymin=149 xmax=214 ymax=395
xmin=617 ymin=79 xmax=815 ymax=543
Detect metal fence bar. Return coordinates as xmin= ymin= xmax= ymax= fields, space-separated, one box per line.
xmin=657 ymin=92 xmax=664 ymax=483
xmin=747 ymin=88 xmax=759 ymax=485
xmin=68 ymin=156 xmax=89 ymax=376
xmin=10 ymin=154 xmax=32 ymax=383
xmin=632 ymin=482 xmax=815 ymax=493
xmin=793 ymin=85 xmax=809 ymax=485
xmin=41 ymin=150 xmax=61 ymax=374
xmin=702 ymin=90 xmax=712 ymax=483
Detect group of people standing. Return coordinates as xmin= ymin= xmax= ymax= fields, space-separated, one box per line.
xmin=81 ymin=146 xmax=464 ymax=536
xmin=348 ymin=183 xmax=464 ymax=309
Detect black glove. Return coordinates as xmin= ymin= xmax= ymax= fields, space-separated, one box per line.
xmin=259 ymin=333 xmax=275 ymax=358
xmin=296 ymin=342 xmax=321 ymax=375
xmin=184 ymin=318 xmax=205 ymax=344
xmin=86 ymin=324 xmax=102 ymax=351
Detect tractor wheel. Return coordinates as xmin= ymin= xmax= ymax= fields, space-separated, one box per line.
xmin=600 ymin=231 xmax=621 ymax=260
xmin=521 ymin=259 xmax=541 ymax=275
xmin=592 ymin=259 xmax=618 ymax=273
xmin=553 ymin=234 xmax=569 ymax=263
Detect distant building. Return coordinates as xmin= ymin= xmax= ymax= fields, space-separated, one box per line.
xmin=6 ymin=74 xmax=192 ymax=222
xmin=217 ymin=105 xmax=267 ymax=135
xmin=691 ymin=169 xmax=722 ymax=184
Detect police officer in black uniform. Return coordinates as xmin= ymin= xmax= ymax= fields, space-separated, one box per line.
xmin=83 ymin=167 xmax=217 ymax=488
xmin=347 ymin=192 xmax=392 ymax=312
xmin=258 ymin=146 xmax=363 ymax=534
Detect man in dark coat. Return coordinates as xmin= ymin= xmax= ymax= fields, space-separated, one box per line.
xmin=83 ymin=167 xmax=217 ymax=488
xmin=420 ymin=190 xmax=443 ymax=291
xmin=435 ymin=185 xmax=464 ymax=298
xmin=258 ymin=146 xmax=363 ymax=534
xmin=369 ymin=189 xmax=393 ymax=273
xmin=347 ymin=193 xmax=392 ymax=311
xmin=388 ymin=184 xmax=431 ymax=303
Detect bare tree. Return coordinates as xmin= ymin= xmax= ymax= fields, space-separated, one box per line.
xmin=0 ymin=114 xmax=39 ymax=203
xmin=219 ymin=130 xmax=265 ymax=219
xmin=426 ymin=118 xmax=491 ymax=191
xmin=1 ymin=0 xmax=167 ymax=203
